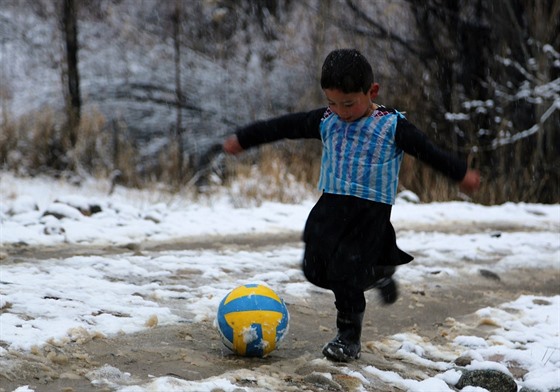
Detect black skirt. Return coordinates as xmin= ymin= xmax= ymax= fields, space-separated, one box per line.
xmin=302 ymin=193 xmax=413 ymax=290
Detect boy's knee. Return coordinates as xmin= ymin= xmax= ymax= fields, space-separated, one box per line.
xmin=374 ymin=266 xmax=396 ymax=279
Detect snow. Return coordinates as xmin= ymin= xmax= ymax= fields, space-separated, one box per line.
xmin=1 ymin=171 xmax=559 ymax=391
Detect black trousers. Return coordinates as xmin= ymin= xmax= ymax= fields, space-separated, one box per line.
xmin=302 ymin=193 xmax=412 ymax=313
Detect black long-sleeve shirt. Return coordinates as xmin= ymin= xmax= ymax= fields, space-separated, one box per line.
xmin=235 ymin=107 xmax=467 ymax=182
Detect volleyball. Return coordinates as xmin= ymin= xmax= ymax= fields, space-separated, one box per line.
xmin=216 ymin=283 xmax=289 ymax=357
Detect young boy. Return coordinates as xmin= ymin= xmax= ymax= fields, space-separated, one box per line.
xmin=223 ymin=49 xmax=480 ymax=362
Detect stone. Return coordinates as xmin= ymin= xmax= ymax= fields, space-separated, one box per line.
xmin=456 ymin=369 xmax=517 ymax=392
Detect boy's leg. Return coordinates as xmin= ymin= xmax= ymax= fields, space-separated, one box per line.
xmin=322 ymin=282 xmax=365 ymax=362
xmin=372 ymin=266 xmax=398 ymax=304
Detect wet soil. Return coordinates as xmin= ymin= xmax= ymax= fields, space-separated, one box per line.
xmin=1 ymin=229 xmax=558 ymax=392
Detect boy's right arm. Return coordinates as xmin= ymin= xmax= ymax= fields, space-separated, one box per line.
xmin=223 ymin=135 xmax=244 ymax=155
xmin=223 ymin=108 xmax=325 ymax=154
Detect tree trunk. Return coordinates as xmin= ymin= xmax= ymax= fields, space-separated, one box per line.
xmin=62 ymin=0 xmax=81 ymax=148
xmin=173 ymin=0 xmax=184 ymax=182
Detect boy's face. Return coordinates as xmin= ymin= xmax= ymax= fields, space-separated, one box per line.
xmin=324 ymin=83 xmax=379 ymax=123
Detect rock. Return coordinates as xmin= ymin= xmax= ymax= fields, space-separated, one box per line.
xmin=42 ymin=203 xmax=84 ymax=220
xmin=454 ymin=355 xmax=473 ymax=367
xmin=43 ymin=224 xmax=66 ymax=235
xmin=143 ymin=211 xmax=162 ymax=223
xmin=55 ymin=195 xmax=102 ymax=216
xmin=479 ymin=269 xmax=501 ymax=281
xmin=303 ymin=372 xmax=342 ymax=391
xmin=89 ymin=204 xmax=102 ymax=214
xmin=456 ymin=369 xmax=517 ymax=392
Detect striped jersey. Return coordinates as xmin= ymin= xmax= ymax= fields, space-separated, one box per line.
xmin=318 ymin=107 xmax=405 ymax=204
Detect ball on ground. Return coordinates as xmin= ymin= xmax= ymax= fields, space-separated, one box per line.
xmin=216 ymin=283 xmax=289 ymax=357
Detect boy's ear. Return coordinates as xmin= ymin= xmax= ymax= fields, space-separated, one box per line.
xmin=369 ymin=83 xmax=380 ymax=100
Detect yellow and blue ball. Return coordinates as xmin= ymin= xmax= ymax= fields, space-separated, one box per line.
xmin=216 ymin=283 xmax=289 ymax=357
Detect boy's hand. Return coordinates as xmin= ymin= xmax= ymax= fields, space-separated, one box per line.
xmin=223 ymin=135 xmax=244 ymax=155
xmin=459 ymin=169 xmax=481 ymax=193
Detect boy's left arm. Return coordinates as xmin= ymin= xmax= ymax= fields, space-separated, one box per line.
xmin=395 ymin=117 xmax=480 ymax=193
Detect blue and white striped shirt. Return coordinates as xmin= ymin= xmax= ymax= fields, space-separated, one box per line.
xmin=318 ymin=108 xmax=405 ymax=204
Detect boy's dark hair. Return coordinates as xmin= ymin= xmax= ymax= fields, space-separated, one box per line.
xmin=320 ymin=49 xmax=374 ymax=94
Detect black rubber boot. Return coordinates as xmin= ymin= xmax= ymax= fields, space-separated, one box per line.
xmin=376 ymin=277 xmax=398 ymax=304
xmin=322 ymin=311 xmax=364 ymax=362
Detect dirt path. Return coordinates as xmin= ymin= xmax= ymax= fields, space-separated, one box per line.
xmin=1 ymin=231 xmax=558 ymax=392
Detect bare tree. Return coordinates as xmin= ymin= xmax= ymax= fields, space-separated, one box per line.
xmin=332 ymin=0 xmax=559 ymax=203
xmin=61 ymin=0 xmax=81 ymax=149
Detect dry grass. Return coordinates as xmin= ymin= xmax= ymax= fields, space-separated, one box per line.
xmin=224 ymin=142 xmax=321 ymax=207
xmin=0 ymin=109 xmax=138 ymax=184
xmin=1 ymin=110 xmax=556 ymax=205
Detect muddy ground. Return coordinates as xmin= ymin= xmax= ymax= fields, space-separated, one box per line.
xmin=1 ymin=230 xmax=558 ymax=392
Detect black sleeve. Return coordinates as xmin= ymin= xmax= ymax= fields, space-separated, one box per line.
xmin=395 ymin=116 xmax=467 ymax=182
xmin=235 ymin=108 xmax=325 ymax=150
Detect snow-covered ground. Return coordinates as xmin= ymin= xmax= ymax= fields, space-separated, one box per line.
xmin=1 ymin=172 xmax=559 ymax=391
